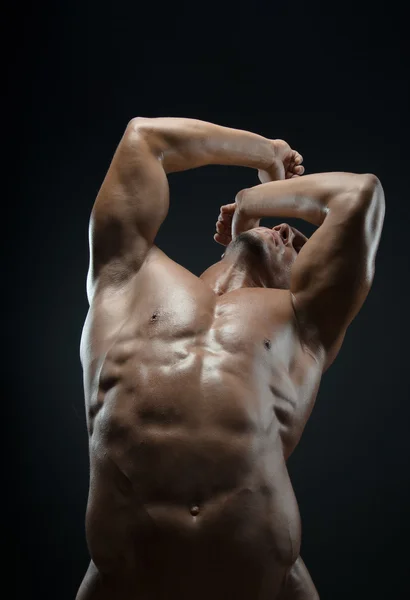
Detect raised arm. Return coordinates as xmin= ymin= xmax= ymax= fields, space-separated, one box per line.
xmin=235 ymin=173 xmax=385 ymax=369
xmin=88 ymin=117 xmax=276 ymax=301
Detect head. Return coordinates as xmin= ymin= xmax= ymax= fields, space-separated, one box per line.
xmin=200 ymin=223 xmax=308 ymax=294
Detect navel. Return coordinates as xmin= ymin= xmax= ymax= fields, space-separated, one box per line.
xmin=150 ymin=312 xmax=159 ymax=322
xmin=189 ymin=503 xmax=200 ymax=517
xmin=264 ymin=338 xmax=271 ymax=350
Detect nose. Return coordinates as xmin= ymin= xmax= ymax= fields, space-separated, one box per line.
xmin=273 ymin=223 xmax=294 ymax=245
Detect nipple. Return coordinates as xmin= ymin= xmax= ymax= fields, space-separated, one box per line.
xmin=190 ymin=504 xmax=200 ymax=517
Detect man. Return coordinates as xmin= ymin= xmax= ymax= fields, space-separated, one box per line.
xmin=76 ymin=117 xmax=385 ymax=600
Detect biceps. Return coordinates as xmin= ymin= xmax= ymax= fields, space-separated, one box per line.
xmin=89 ymin=123 xmax=170 ymax=283
xmin=291 ymin=200 xmax=383 ymax=357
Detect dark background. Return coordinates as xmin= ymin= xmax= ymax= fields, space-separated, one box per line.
xmin=10 ymin=2 xmax=409 ymax=599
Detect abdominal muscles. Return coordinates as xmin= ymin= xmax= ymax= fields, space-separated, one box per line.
xmin=85 ymin=348 xmax=301 ymax=598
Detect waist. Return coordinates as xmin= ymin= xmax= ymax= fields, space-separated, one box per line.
xmin=86 ymin=428 xmax=301 ymax=575
xmin=81 ymin=552 xmax=293 ymax=600
xmin=86 ymin=481 xmax=299 ymax=600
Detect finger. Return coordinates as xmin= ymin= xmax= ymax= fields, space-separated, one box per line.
xmin=287 ymin=164 xmax=305 ymax=179
xmin=216 ymin=221 xmax=227 ymax=233
xmin=290 ymin=225 xmax=309 ymax=243
xmin=214 ymin=233 xmax=231 ymax=246
xmin=220 ymin=203 xmax=236 ymax=214
xmin=294 ymin=152 xmax=303 ymax=164
xmin=218 ymin=212 xmax=232 ymax=225
xmin=217 ymin=232 xmax=231 ymax=241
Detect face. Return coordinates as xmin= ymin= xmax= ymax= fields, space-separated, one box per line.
xmin=224 ymin=223 xmax=308 ymax=289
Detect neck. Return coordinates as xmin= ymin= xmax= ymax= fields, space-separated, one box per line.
xmin=202 ymin=257 xmax=264 ymax=296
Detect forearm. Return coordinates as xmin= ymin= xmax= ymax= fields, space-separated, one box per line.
xmin=131 ymin=117 xmax=275 ymax=174
xmin=237 ymin=172 xmax=380 ymax=226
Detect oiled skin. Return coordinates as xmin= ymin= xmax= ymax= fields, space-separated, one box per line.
xmin=75 ymin=118 xmax=386 ymax=599
xmin=77 ymin=246 xmax=322 ymax=600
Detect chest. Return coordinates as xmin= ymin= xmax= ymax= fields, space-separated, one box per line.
xmin=98 ymin=277 xmax=300 ymax=383
xmin=84 ymin=275 xmax=321 ymax=460
xmin=132 ymin=265 xmax=297 ymax=349
xmin=89 ymin=277 xmax=311 ymax=427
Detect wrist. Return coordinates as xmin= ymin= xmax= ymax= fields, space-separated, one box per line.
xmin=232 ymin=195 xmax=261 ymax=238
xmin=234 ymin=189 xmax=250 ymax=215
xmin=252 ymin=139 xmax=277 ymax=171
xmin=259 ymin=139 xmax=289 ymax=182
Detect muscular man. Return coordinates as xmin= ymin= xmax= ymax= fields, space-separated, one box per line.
xmin=76 ymin=117 xmax=385 ymax=600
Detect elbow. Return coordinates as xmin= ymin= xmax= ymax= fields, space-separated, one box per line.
xmin=355 ymin=173 xmax=385 ymax=210
xmin=125 ymin=117 xmax=155 ymax=142
xmin=127 ymin=116 xmax=152 ymax=132
xmin=350 ymin=174 xmax=385 ymax=237
xmin=359 ymin=173 xmax=383 ymax=195
xmin=124 ymin=117 xmax=161 ymax=157
xmin=340 ymin=173 xmax=385 ymax=223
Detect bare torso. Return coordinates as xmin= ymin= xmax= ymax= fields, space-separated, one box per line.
xmin=77 ymin=246 xmax=323 ymax=600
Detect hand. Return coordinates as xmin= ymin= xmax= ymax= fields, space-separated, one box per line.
xmin=214 ymin=200 xmax=260 ymax=247
xmin=258 ymin=139 xmax=304 ymax=184
xmin=213 ymin=140 xmax=304 ymax=247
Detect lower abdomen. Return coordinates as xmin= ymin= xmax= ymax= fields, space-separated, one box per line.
xmin=86 ymin=425 xmax=301 ymax=599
